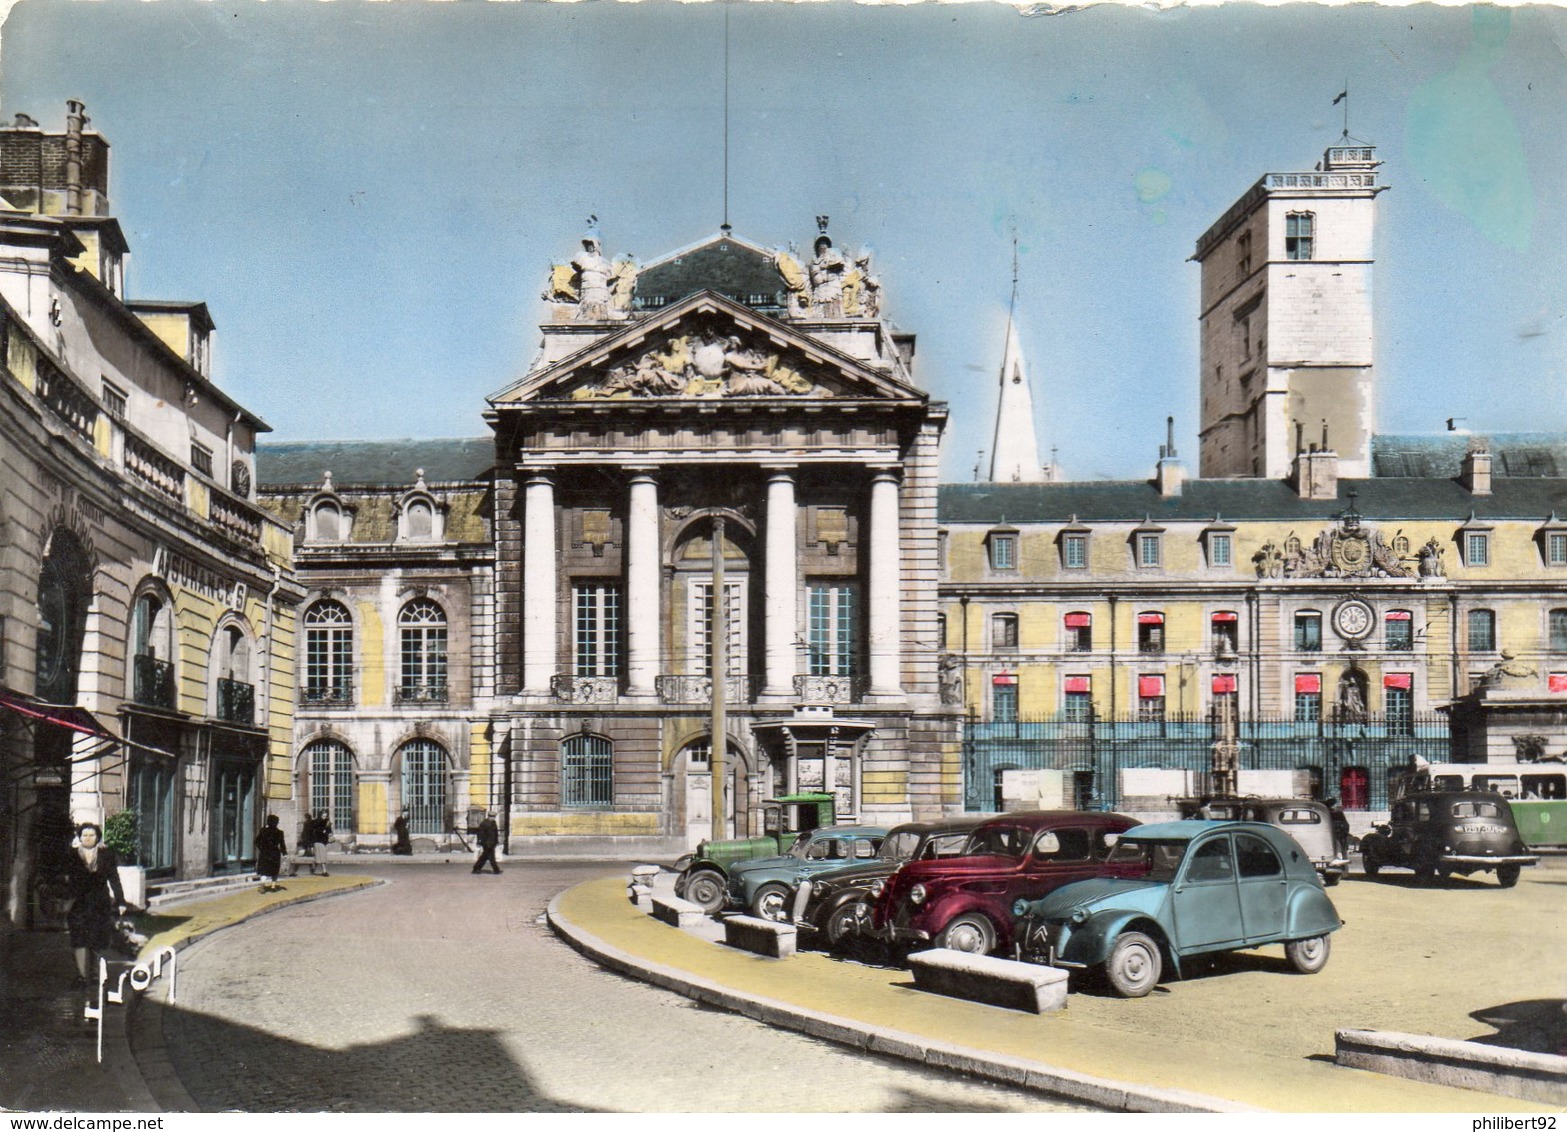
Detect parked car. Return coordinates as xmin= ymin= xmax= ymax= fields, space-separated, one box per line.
xmin=789 ymin=816 xmax=986 ymax=948
xmin=1176 ymin=796 xmax=1349 ymax=885
xmin=871 ymin=810 xmax=1141 ymax=956
xmin=1359 ymin=789 xmax=1538 ymax=886
xmin=724 ymin=824 xmax=889 ymax=920
xmin=1013 ymin=820 xmax=1343 ymax=998
xmin=673 ymin=792 xmax=837 ymax=912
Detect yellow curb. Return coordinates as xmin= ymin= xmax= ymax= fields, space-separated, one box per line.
xmin=557 ymin=876 xmax=1559 ymax=1114
xmin=131 ymin=876 xmax=376 ymax=956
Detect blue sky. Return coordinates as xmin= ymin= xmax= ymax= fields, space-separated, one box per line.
xmin=3 ymin=1 xmax=1563 ymax=482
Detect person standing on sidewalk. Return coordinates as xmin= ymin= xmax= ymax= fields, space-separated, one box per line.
xmin=311 ymin=810 xmax=333 ymax=876
xmin=392 ymin=809 xmax=413 ymax=855
xmin=64 ymin=822 xmax=127 ymax=986
xmin=472 ymin=812 xmax=501 ymax=874
xmin=255 ymin=815 xmax=287 ymax=892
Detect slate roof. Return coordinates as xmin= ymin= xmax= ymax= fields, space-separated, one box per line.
xmin=256 ymin=438 xmax=494 ymax=488
xmin=632 ymin=233 xmax=788 ymax=315
xmin=1372 ymin=433 xmax=1567 ymax=478
xmin=940 ymin=477 xmax=1567 ymax=524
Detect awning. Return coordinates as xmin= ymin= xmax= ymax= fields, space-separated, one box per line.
xmin=1137 ymin=612 xmax=1164 ymax=625
xmin=1064 ymin=676 xmax=1090 ymax=694
xmin=1138 ymin=675 xmax=1165 ymax=698
xmin=1296 ymin=673 xmax=1322 ymax=694
xmin=0 ymin=687 xmax=115 ymax=738
xmin=1211 ymin=611 xmax=1238 ymax=622
xmin=1551 ymin=674 xmax=1567 ymax=695
xmin=1212 ymin=674 xmax=1237 ymax=694
xmin=1386 ymin=610 xmax=1412 ymax=621
xmin=1384 ymin=673 xmax=1412 ymax=690
xmin=1063 ymin=612 xmax=1091 ymax=628
xmin=992 ymin=672 xmax=1017 ymax=686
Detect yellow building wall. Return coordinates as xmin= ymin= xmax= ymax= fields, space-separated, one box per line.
xmin=861 ymin=768 xmax=908 ymax=805
xmin=358 ymin=780 xmax=389 ymax=835
xmin=511 ymin=812 xmax=659 ymax=837
xmin=357 ymin=599 xmax=385 ymax=706
xmin=134 ymin=312 xmax=189 ymax=360
xmin=468 ymin=719 xmax=492 ymax=807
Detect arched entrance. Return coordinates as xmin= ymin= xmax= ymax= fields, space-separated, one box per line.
xmin=676 ymin=736 xmax=748 ymax=849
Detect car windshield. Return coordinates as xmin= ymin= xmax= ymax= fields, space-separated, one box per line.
xmin=878 ymin=831 xmax=922 ymax=861
xmin=1105 ymin=838 xmax=1186 ymax=881
xmin=1451 ymin=800 xmax=1502 ymax=818
xmin=963 ymin=825 xmax=1031 ymax=858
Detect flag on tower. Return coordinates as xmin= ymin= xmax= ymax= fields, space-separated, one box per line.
xmin=1332 ymin=90 xmax=1347 ymax=105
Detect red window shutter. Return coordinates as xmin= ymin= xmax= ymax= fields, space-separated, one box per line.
xmin=1064 ymin=676 xmax=1090 ymax=693
xmin=1138 ymin=675 xmax=1165 ymax=698
xmin=1295 ymin=673 xmax=1321 ymax=694
xmin=1211 ymin=674 xmax=1237 ymax=694
xmin=1211 ymin=611 xmax=1238 ymax=622
xmin=1550 ymin=674 xmax=1567 ymax=694
xmin=1064 ymin=612 xmax=1091 ymax=628
xmin=1383 ymin=673 xmax=1412 ymax=690
xmin=1386 ymin=611 xmax=1412 ymax=621
xmin=1137 ymin=612 xmax=1164 ymax=625
xmin=992 ymin=672 xmax=1018 ymax=686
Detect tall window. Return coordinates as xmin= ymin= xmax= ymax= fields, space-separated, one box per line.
xmin=574 ymin=584 xmax=621 ymax=677
xmin=992 ymin=613 xmax=1019 ymax=650
xmin=1064 ymin=612 xmax=1092 ymax=652
xmin=1137 ymin=613 xmax=1165 ymax=654
xmin=1237 ymin=229 xmax=1253 ymax=277
xmin=1062 ymin=533 xmax=1088 ymax=570
xmin=399 ymin=598 xmax=449 ymax=700
xmin=808 ymin=583 xmax=858 ymax=676
xmin=304 ymin=601 xmax=354 ymax=704
xmin=1063 ymin=676 xmax=1092 ymax=721
xmin=690 ymin=580 xmax=745 ymax=676
xmin=132 ymin=592 xmax=174 ymax=708
xmin=1468 ymin=608 xmax=1497 ymax=652
xmin=1137 ymin=674 xmax=1166 ymax=721
xmin=1295 ymin=674 xmax=1322 ymax=722
xmin=400 ymin=739 xmax=447 ymax=834
xmin=1294 ymin=611 xmax=1322 ymax=652
xmin=307 ymin=739 xmax=355 ymax=833
xmin=1211 ymin=674 xmax=1238 ymax=721
xmin=562 ymin=734 xmax=613 ymax=808
xmin=992 ymin=678 xmax=1018 ymax=723
xmin=1551 ymin=609 xmax=1567 ymax=653
xmin=1285 ymin=212 xmax=1315 ymax=260
xmin=1211 ymin=612 xmax=1239 ymax=654
xmin=1385 ymin=610 xmax=1413 ymax=651
xmin=1385 ymin=676 xmax=1413 ymax=736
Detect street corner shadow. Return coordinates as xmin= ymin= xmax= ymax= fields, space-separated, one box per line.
xmin=1467 ymin=999 xmax=1567 ymax=1057
xmin=158 ymin=1003 xmax=600 ymax=1112
xmin=129 ymin=912 xmax=190 ymax=937
xmin=1346 ymin=872 xmax=1500 ymax=891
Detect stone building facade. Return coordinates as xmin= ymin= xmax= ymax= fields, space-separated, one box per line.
xmin=0 ymin=104 xmax=300 ymax=922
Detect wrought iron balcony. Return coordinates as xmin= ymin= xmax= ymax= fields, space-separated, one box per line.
xmin=550 ymin=675 xmax=618 ymax=704
xmin=396 ymin=682 xmax=450 ymax=704
xmin=216 ymin=677 xmax=255 ymax=725
xmin=655 ymin=674 xmax=759 ymax=705
xmin=300 ymin=682 xmax=353 ymax=707
xmin=792 ymin=674 xmax=867 ymax=705
xmin=132 ymin=654 xmax=175 ymax=709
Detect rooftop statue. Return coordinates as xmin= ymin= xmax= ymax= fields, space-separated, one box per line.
xmin=543 ymin=218 xmax=630 ymax=321
xmin=609 ymin=254 xmax=638 ymax=316
xmin=772 ymin=243 xmax=810 ymax=316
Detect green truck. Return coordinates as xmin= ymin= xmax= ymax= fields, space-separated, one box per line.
xmin=672 ymin=792 xmax=837 ymax=912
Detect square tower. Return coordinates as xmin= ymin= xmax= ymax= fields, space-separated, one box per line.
xmin=1194 ymin=145 xmax=1385 ymax=479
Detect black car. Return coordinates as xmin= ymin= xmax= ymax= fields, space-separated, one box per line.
xmin=1359 ymin=789 xmax=1538 ymax=887
xmin=788 ymin=816 xmax=984 ymax=948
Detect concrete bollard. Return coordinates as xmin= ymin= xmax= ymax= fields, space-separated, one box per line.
xmin=907 ymin=948 xmax=1069 ymax=1014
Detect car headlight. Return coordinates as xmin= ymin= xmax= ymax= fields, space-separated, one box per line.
xmin=909 ymin=883 xmax=927 ymax=905
xmin=870 ymin=879 xmax=885 ymax=897
xmin=1012 ymin=897 xmax=1031 ymax=918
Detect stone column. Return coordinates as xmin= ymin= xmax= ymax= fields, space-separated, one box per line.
xmin=521 ymin=472 xmax=557 ymax=696
xmin=625 ymin=471 xmax=660 ymax=697
xmin=867 ymin=468 xmax=903 ymax=696
xmin=762 ymin=468 xmax=798 ymax=698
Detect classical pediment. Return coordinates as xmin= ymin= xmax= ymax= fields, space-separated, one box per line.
xmin=488 ymin=290 xmax=922 ymax=408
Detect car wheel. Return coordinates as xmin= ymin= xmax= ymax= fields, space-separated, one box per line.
xmin=683 ymin=869 xmax=726 ymax=913
xmin=824 ymin=901 xmax=866 ymax=948
xmin=1105 ymin=931 xmax=1162 ymax=998
xmin=936 ymin=913 xmax=996 ymax=955
xmin=1285 ymin=934 xmax=1331 ymax=974
xmin=1497 ymin=864 xmax=1521 ymax=888
xmin=1361 ymin=846 xmax=1381 ymax=878
xmin=1414 ymin=856 xmax=1438 ymax=884
xmin=751 ymin=883 xmax=791 ymax=922
xmin=1322 ymin=872 xmax=1340 ymax=887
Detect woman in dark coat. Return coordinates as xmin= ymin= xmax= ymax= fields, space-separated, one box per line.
xmin=64 ymin=822 xmax=126 ymax=984
xmin=255 ymin=814 xmax=287 ymax=891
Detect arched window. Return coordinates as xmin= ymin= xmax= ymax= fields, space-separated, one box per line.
xmin=312 ymin=501 xmax=342 ymax=542
xmin=404 ymin=498 xmax=433 ymax=540
xmin=215 ymin=624 xmax=255 ymax=724
xmin=303 ymin=600 xmax=354 ymax=705
xmin=400 ymin=739 xmax=448 ymax=834
xmin=305 ymin=739 xmax=355 ymax=833
xmin=562 ymin=734 xmax=613 ymax=808
xmin=398 ymin=598 xmax=448 ymax=702
xmin=131 ymin=591 xmax=175 ymax=708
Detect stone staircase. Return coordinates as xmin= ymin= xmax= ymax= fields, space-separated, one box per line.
xmin=145 ymin=873 xmax=262 ymax=909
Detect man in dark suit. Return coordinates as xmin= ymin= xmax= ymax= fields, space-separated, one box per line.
xmin=472 ymin=812 xmax=501 ymax=875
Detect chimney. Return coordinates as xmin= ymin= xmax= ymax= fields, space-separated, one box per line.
xmin=1293 ymin=445 xmax=1339 ymax=500
xmin=1155 ymin=417 xmax=1185 ymax=497
xmin=64 ymin=100 xmax=86 ymax=217
xmin=1460 ymin=448 xmax=1493 ymax=496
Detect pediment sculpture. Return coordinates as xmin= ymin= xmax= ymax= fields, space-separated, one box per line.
xmin=569 ymin=329 xmax=824 ymax=400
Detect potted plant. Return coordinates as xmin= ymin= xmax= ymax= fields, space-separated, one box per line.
xmin=104 ymin=809 xmax=145 ymax=909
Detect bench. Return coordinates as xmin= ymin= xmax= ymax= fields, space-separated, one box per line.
xmin=723 ymin=914 xmax=798 ymax=959
xmin=628 ymin=864 xmax=660 ymax=906
xmin=651 ymin=895 xmax=707 ymax=929
xmin=907 ymin=947 xmax=1069 ymax=1014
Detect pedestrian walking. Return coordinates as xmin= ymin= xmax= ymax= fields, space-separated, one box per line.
xmin=310 ymin=809 xmax=332 ymax=876
xmin=392 ymin=808 xmax=413 ymax=855
xmin=63 ymin=822 xmax=128 ymax=986
xmin=1325 ymin=797 xmax=1351 ymax=860
xmin=472 ymin=812 xmax=501 ymax=874
xmin=255 ymin=814 xmax=287 ymax=892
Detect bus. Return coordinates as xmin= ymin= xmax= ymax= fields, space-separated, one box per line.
xmin=1403 ymin=762 xmax=1567 ymax=849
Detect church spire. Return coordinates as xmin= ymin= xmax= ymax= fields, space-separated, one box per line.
xmin=988 ymin=243 xmax=1044 ymax=483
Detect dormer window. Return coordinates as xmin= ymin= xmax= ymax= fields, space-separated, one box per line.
xmin=1132 ymin=520 xmax=1165 ymax=569
xmin=1458 ymin=517 xmax=1493 ymax=568
xmin=1203 ymin=519 xmax=1236 ymax=570
xmin=1058 ymin=520 xmax=1091 ymax=570
xmin=1286 ymin=212 xmax=1315 ymax=260
xmin=1537 ymin=516 xmax=1567 ymax=567
xmin=312 ymin=501 xmax=343 ymax=542
xmin=987 ymin=528 xmax=1018 ymax=572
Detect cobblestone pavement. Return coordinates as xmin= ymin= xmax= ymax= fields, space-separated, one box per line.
xmin=158 ymin=861 xmax=1093 ymax=1112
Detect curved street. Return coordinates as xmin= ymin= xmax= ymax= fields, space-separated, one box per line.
xmin=152 ymin=860 xmax=1092 ymax=1112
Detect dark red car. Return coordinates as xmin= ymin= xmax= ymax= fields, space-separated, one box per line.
xmin=872 ymin=810 xmax=1141 ymax=956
